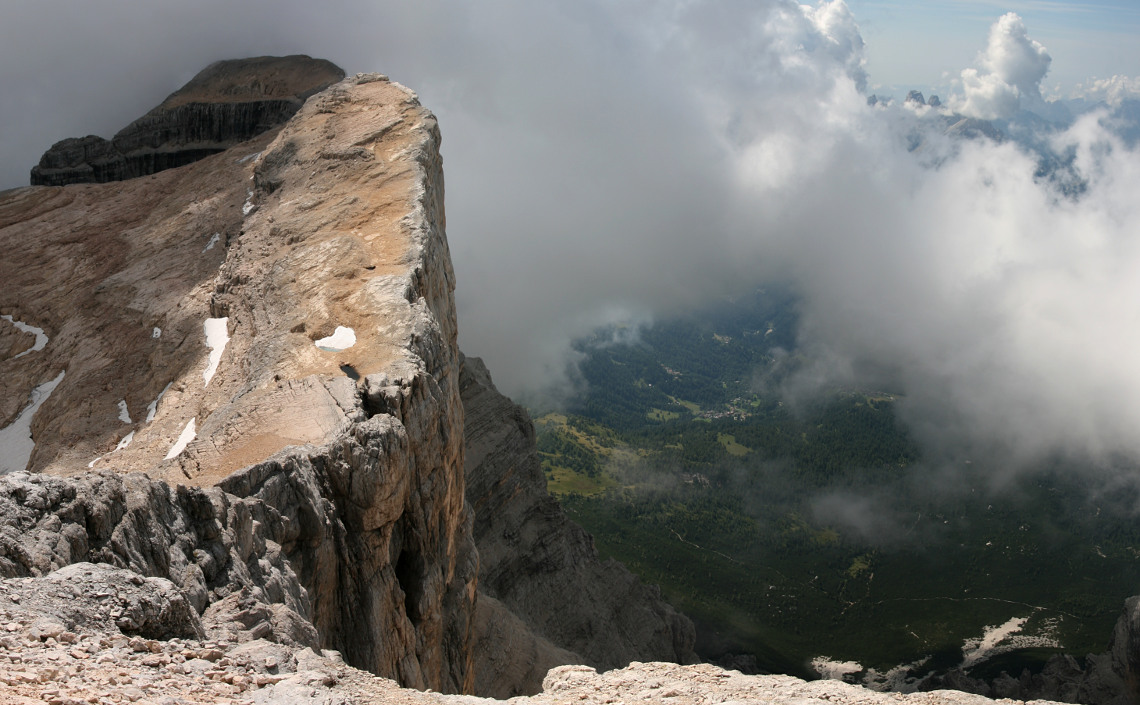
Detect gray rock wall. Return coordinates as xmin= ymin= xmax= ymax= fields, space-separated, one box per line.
xmin=460 ymin=354 xmax=697 ymax=696
xmin=30 ymin=55 xmax=344 ymax=186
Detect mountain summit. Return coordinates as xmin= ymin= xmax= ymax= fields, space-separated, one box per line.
xmin=0 ymin=57 xmax=698 ymax=701
xmin=29 ymin=55 xmax=344 ymax=186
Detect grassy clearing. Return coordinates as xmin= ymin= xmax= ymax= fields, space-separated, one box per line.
xmin=545 ymin=465 xmax=618 ymax=496
xmin=717 ymin=433 xmax=751 ymax=456
xmin=668 ymin=396 xmax=702 ymax=414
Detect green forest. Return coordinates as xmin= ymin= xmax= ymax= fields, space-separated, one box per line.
xmin=533 ymin=288 xmax=1140 ymax=683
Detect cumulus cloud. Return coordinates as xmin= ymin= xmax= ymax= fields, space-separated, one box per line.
xmin=951 ymin=13 xmax=1051 ymax=119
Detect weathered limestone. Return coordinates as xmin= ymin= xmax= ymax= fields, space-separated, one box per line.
xmin=30 ymin=55 xmax=344 ymax=186
xmin=3 ymin=67 xmax=477 ymax=693
xmin=461 ymin=354 xmax=698 ymax=696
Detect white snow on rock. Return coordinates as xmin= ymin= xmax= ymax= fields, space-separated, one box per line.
xmin=0 ymin=371 xmax=65 ymax=474
xmin=145 ymin=383 xmax=172 ymax=423
xmin=960 ymin=616 xmax=1058 ymax=668
xmin=1 ymin=314 xmax=49 ymax=360
xmin=860 ymin=657 xmax=931 ymax=693
xmin=242 ymin=191 xmax=256 ymax=216
xmin=117 ymin=400 xmax=132 ymax=424
xmin=164 ymin=418 xmax=196 ymax=460
xmin=87 ymin=456 xmax=102 ymax=468
xmin=202 ymin=232 xmax=221 ymax=252
xmin=115 ymin=431 xmax=135 ymax=452
xmin=152 ymin=327 xmax=162 ymax=339
xmin=812 ymin=657 xmax=864 ymax=680
xmin=315 ymin=326 xmax=356 ymax=352
xmin=203 ymin=317 xmax=230 ymax=386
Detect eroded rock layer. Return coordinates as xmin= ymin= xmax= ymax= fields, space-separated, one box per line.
xmin=2 ymin=69 xmax=475 ymax=693
xmin=30 ymin=55 xmax=344 ymax=186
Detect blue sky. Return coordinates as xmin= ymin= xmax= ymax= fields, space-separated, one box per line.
xmin=847 ymin=0 xmax=1140 ymax=95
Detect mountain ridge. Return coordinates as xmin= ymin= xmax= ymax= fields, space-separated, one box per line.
xmin=0 ymin=57 xmax=698 ymax=702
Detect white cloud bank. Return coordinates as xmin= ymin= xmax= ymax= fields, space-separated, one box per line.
xmin=439 ymin=1 xmax=1140 ymax=467
xmin=715 ymin=8 xmax=1140 ymax=465
xmin=1074 ymin=75 xmax=1140 ymax=107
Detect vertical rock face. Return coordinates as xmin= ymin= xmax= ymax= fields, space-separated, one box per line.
xmin=30 ymin=55 xmax=344 ymax=186
xmin=3 ymin=67 xmax=476 ymax=693
xmin=1 ymin=56 xmax=706 ymax=699
xmin=460 ymin=355 xmax=698 ymax=696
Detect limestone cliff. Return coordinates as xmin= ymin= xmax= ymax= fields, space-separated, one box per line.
xmin=0 ymin=55 xmax=712 ymax=701
xmin=30 ymin=55 xmax=344 ymax=186
xmin=3 ymin=67 xmax=475 ymax=693
xmin=461 ymin=355 xmax=698 ymax=696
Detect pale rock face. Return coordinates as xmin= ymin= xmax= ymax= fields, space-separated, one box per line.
xmin=0 ymin=67 xmax=476 ymax=693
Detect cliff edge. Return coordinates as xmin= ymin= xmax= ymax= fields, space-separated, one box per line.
xmin=2 ymin=56 xmax=698 ymax=700
xmin=461 ymin=355 xmax=697 ymax=696
xmin=4 ymin=67 xmax=476 ymax=692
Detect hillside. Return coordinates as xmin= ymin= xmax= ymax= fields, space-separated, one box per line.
xmin=534 ymin=292 xmax=1140 ymax=702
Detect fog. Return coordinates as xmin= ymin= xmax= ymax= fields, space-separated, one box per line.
xmin=3 ymin=1 xmax=1140 ymax=465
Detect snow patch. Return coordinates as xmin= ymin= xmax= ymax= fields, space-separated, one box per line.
xmin=152 ymin=327 xmax=162 ymax=339
xmin=242 ymin=191 xmax=256 ymax=216
xmin=164 ymin=418 xmax=196 ymax=460
xmin=811 ymin=657 xmax=863 ymax=680
xmin=115 ymin=431 xmax=135 ymax=452
xmin=315 ymin=326 xmax=356 ymax=352
xmin=0 ymin=371 xmax=65 ymax=474
xmin=860 ymin=657 xmax=931 ymax=693
xmin=203 ymin=317 xmax=229 ymax=386
xmin=1 ymin=315 xmax=49 ymax=360
xmin=117 ymin=399 xmax=132 ymax=424
xmin=203 ymin=232 xmax=221 ymax=252
xmin=961 ymin=616 xmax=1059 ymax=668
xmin=237 ymin=151 xmax=262 ymax=164
xmin=145 ymin=383 xmax=172 ymax=423
xmin=87 ymin=456 xmax=102 ymax=468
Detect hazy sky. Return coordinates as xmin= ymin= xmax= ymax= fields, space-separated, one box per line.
xmin=3 ymin=1 xmax=1140 ymax=464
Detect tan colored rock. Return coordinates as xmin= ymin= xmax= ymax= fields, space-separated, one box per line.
xmin=1 ymin=67 xmax=475 ymax=693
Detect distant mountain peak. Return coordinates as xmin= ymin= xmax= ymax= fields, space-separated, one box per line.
xmin=30 ymin=55 xmax=344 ymax=186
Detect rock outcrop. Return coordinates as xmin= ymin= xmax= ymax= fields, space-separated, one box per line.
xmin=1 ymin=56 xmax=712 ymax=701
xmin=3 ymin=66 xmax=476 ymax=693
xmin=461 ymin=354 xmax=698 ymax=696
xmin=30 ymin=55 xmax=344 ymax=186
